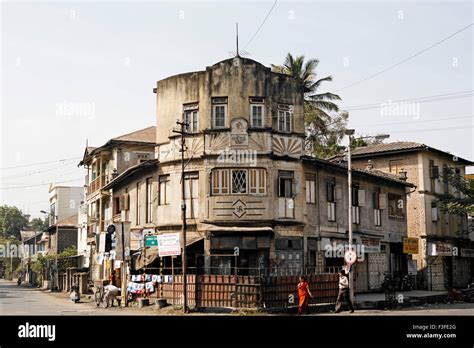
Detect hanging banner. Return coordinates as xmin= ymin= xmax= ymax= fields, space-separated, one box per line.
xmin=157 ymin=233 xmax=181 ymax=257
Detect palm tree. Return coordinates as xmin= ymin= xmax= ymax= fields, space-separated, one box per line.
xmin=272 ymin=53 xmax=346 ymax=158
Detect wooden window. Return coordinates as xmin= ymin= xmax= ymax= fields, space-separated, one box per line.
xmin=431 ymin=201 xmax=439 ymax=222
xmin=278 ymin=171 xmax=293 ymax=198
xmin=146 ymin=178 xmax=153 ymax=223
xmin=388 ymin=193 xmax=404 ymax=219
xmin=212 ymin=97 xmax=227 ymax=128
xmin=212 ymin=169 xmax=229 ymax=195
xmin=136 ymin=182 xmax=141 ymax=225
xmin=389 ymin=159 xmax=403 ymax=176
xmin=305 ymin=175 xmax=316 ymax=204
xmin=184 ymin=172 xmax=199 ymax=219
xmin=250 ymin=98 xmax=264 ymax=127
xmin=249 ymin=168 xmax=266 ymax=194
xmin=278 ymin=109 xmax=293 ymax=132
xmin=326 ymin=179 xmax=335 ymax=203
xmin=231 ymin=169 xmax=247 ymax=194
xmin=159 ymin=175 xmax=170 ymax=205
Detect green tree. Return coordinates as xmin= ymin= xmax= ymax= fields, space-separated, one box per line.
xmin=272 ymin=53 xmax=347 ymax=158
xmin=30 ymin=217 xmax=49 ymax=232
xmin=437 ymin=170 xmax=474 ymax=215
xmin=0 ymin=205 xmax=29 ymax=240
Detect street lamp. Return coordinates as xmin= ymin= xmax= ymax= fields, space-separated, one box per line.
xmin=345 ymin=130 xmax=389 ymax=303
xmin=40 ymin=210 xmax=59 ymax=291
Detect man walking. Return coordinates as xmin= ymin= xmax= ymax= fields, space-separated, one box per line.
xmin=335 ymin=269 xmax=354 ymax=313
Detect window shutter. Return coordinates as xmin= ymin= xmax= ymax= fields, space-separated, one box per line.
xmin=358 ymin=189 xmax=366 ymax=207
xmin=335 ymin=185 xmax=343 ymax=201
xmin=430 ymin=166 xmax=439 ymax=179
xmin=379 ymin=194 xmax=387 ymax=210
xmin=119 ymin=195 xmax=125 ymax=211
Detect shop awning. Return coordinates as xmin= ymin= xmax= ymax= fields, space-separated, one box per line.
xmin=199 ymin=223 xmax=273 ymax=233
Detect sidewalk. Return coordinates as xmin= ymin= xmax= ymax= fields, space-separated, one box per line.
xmin=355 ymin=290 xmax=449 ymax=309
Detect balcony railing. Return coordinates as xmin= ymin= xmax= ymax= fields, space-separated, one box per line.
xmin=87 ymin=175 xmax=106 ymax=195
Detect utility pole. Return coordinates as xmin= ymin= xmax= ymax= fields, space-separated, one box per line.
xmin=346 ymin=130 xmax=355 ymax=304
xmin=172 ymin=118 xmax=191 ymax=313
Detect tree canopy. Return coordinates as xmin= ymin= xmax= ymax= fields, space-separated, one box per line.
xmin=272 ymin=53 xmax=347 ymax=158
xmin=0 ymin=205 xmax=29 ymax=240
xmin=437 ymin=170 xmax=474 ymax=216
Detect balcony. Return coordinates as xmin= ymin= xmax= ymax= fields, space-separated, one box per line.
xmin=87 ymin=175 xmax=106 ymax=195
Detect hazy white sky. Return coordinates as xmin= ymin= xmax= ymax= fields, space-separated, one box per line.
xmin=1 ymin=0 xmax=473 ymax=218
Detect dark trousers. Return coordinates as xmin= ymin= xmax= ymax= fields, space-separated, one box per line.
xmin=335 ymin=287 xmax=354 ymax=312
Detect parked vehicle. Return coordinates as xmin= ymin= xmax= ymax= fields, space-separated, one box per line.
xmin=69 ymin=284 xmax=80 ymax=303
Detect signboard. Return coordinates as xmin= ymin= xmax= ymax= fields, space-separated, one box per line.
xmin=157 ymin=233 xmax=181 ymax=257
xmin=460 ymin=248 xmax=474 ymax=258
xmin=360 ymin=237 xmax=381 ymax=253
xmin=344 ymin=250 xmax=357 ymax=265
xmin=407 ymin=260 xmax=417 ymax=275
xmin=403 ymin=237 xmax=419 ymax=254
xmin=428 ymin=242 xmax=454 ymax=256
xmin=145 ymin=235 xmax=158 ymax=247
xmin=130 ymin=231 xmax=143 ymax=250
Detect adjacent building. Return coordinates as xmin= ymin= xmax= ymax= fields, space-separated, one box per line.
xmin=79 ymin=126 xmax=156 ymax=280
xmin=345 ymin=142 xmax=473 ymax=290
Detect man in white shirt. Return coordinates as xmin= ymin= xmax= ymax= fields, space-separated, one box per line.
xmin=104 ymin=284 xmax=121 ymax=307
xmin=335 ymin=269 xmax=355 ymax=313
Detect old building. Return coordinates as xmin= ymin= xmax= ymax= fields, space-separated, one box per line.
xmin=79 ymin=126 xmax=156 ymax=280
xmin=302 ymin=157 xmax=413 ymax=292
xmin=153 ymin=57 xmax=305 ymax=275
xmin=345 ymin=142 xmax=473 ymax=290
xmin=146 ymin=56 xmax=413 ymax=287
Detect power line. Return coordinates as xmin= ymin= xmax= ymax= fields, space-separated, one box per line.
xmin=0 ymin=157 xmax=81 ymax=170
xmin=335 ymin=22 xmax=474 ymax=92
xmin=342 ymin=90 xmax=474 ymax=111
xmin=242 ymin=0 xmax=278 ymax=50
xmin=1 ymin=161 xmax=77 ymax=180
xmin=0 ymin=178 xmax=83 ymax=190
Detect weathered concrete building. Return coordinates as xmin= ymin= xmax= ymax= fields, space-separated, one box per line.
xmin=346 ymin=142 xmax=473 ymax=290
xmin=153 ymin=57 xmax=305 ymax=274
xmin=79 ymin=126 xmax=156 ymax=280
xmin=146 ymin=56 xmax=414 ymax=286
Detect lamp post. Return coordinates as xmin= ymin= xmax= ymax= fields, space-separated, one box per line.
xmin=40 ymin=210 xmax=59 ymax=291
xmin=344 ymin=130 xmax=389 ymax=303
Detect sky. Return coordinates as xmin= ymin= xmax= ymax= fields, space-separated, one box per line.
xmin=1 ymin=0 xmax=473 ymax=218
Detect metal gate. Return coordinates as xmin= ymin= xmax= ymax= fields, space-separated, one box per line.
xmin=368 ymin=253 xmax=388 ymax=290
xmin=354 ymin=257 xmax=369 ymax=292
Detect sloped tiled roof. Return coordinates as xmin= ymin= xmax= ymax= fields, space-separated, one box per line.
xmin=351 ymin=141 xmax=425 ymax=156
xmin=112 ymin=126 xmax=156 ymax=143
xmin=303 ymin=156 xmax=415 ymax=187
xmin=103 ymin=159 xmax=158 ymax=190
xmin=329 ymin=141 xmax=472 ymax=165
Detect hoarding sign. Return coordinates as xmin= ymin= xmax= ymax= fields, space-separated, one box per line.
xmin=428 ymin=242 xmax=454 ymax=256
xmin=403 ymin=237 xmax=419 ymax=254
xmin=157 ymin=233 xmax=181 ymax=257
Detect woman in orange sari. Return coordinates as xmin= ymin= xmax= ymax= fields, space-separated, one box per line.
xmin=297 ymin=276 xmax=313 ymax=315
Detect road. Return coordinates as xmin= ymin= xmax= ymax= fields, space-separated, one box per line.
xmin=0 ymin=279 xmax=151 ymax=316
xmin=1 ymin=279 xmax=473 ymax=316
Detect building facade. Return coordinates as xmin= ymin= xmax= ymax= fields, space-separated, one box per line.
xmin=79 ymin=126 xmax=156 ymax=280
xmin=347 ymin=142 xmax=473 ymax=290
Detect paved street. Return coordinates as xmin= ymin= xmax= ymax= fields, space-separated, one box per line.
xmin=1 ymin=279 xmax=473 ymax=316
xmin=0 ymin=279 xmax=152 ymax=316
